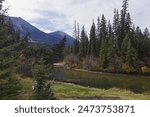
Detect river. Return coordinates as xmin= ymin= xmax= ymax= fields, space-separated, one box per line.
xmin=52 ymin=67 xmax=150 ymax=94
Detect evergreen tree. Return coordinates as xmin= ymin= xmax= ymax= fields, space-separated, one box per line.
xmin=88 ymin=21 xmax=96 ymax=56
xmin=100 ymin=14 xmax=107 ymax=40
xmin=96 ymin=16 xmax=101 ymax=55
xmin=143 ymin=28 xmax=150 ymax=37
xmin=79 ymin=26 xmax=88 ymax=57
xmin=96 ymin=16 xmax=101 ymax=39
xmin=107 ymin=37 xmax=116 ymax=61
xmin=125 ymin=13 xmax=132 ymax=34
xmin=100 ymin=39 xmax=108 ymax=68
xmin=72 ymin=21 xmax=79 ymax=54
xmin=0 ymin=0 xmax=21 ymax=99
xmin=121 ymin=34 xmax=129 ymax=56
xmin=119 ymin=0 xmax=129 ymax=50
xmin=32 ymin=60 xmax=55 ymax=100
xmin=126 ymin=39 xmax=138 ymax=66
xmin=113 ymin=9 xmax=120 ymax=51
xmin=45 ymin=36 xmax=66 ymax=63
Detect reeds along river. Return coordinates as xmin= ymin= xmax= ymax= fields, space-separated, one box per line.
xmin=52 ymin=68 xmax=150 ymax=94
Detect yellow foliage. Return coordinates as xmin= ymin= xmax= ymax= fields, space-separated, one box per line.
xmin=18 ymin=54 xmax=25 ymax=64
xmin=141 ymin=66 xmax=150 ymax=73
xmin=122 ymin=63 xmax=135 ymax=73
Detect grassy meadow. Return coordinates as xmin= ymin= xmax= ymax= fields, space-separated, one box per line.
xmin=17 ymin=75 xmax=150 ymax=100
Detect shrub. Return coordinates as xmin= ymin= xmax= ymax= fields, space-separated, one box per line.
xmin=82 ymin=56 xmax=100 ymax=71
xmin=122 ymin=63 xmax=136 ymax=73
xmin=108 ymin=56 xmax=123 ymax=72
xmin=141 ymin=66 xmax=150 ymax=73
xmin=64 ymin=54 xmax=80 ymax=68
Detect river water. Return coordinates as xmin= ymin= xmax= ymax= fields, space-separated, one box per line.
xmin=52 ymin=68 xmax=150 ymax=93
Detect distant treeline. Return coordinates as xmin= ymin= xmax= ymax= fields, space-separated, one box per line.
xmin=64 ymin=0 xmax=150 ymax=74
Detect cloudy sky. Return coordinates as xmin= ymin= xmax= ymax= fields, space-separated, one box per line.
xmin=3 ymin=0 xmax=150 ymax=35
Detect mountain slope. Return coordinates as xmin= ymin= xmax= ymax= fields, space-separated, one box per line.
xmin=7 ymin=16 xmax=75 ymax=45
xmin=48 ymin=31 xmax=75 ymax=45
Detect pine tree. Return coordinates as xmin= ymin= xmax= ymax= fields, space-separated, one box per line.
xmin=107 ymin=37 xmax=115 ymax=61
xmin=88 ymin=21 xmax=96 ymax=56
xmin=79 ymin=26 xmax=88 ymax=57
xmin=113 ymin=9 xmax=120 ymax=51
xmin=45 ymin=36 xmax=66 ymax=63
xmin=96 ymin=16 xmax=101 ymax=54
xmin=32 ymin=60 xmax=55 ymax=100
xmin=143 ymin=28 xmax=150 ymax=37
xmin=126 ymin=39 xmax=138 ymax=66
xmin=119 ymin=0 xmax=129 ymax=50
xmin=100 ymin=39 xmax=108 ymax=68
xmin=0 ymin=0 xmax=21 ymax=99
xmin=72 ymin=21 xmax=79 ymax=54
xmin=100 ymin=14 xmax=107 ymax=40
xmin=125 ymin=13 xmax=132 ymax=34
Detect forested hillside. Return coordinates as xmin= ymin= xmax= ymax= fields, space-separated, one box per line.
xmin=65 ymin=0 xmax=150 ymax=74
xmin=0 ymin=0 xmax=66 ymax=99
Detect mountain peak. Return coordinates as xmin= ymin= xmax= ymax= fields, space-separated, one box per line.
xmin=8 ymin=16 xmax=75 ymax=45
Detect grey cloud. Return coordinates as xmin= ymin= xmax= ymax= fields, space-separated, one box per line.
xmin=34 ymin=9 xmax=66 ymax=18
xmin=29 ymin=10 xmax=72 ymax=33
xmin=11 ymin=0 xmax=150 ymax=34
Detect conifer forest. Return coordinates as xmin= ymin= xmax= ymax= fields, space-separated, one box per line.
xmin=0 ymin=0 xmax=150 ymax=100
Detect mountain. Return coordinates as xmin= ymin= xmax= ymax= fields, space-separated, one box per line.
xmin=6 ymin=16 xmax=75 ymax=45
xmin=48 ymin=31 xmax=75 ymax=45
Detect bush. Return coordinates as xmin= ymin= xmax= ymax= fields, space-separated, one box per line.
xmin=141 ymin=66 xmax=150 ymax=73
xmin=64 ymin=54 xmax=80 ymax=68
xmin=82 ymin=56 xmax=100 ymax=71
xmin=108 ymin=56 xmax=123 ymax=72
xmin=122 ymin=63 xmax=136 ymax=73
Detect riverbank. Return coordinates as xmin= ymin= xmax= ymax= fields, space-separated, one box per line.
xmin=54 ymin=62 xmax=150 ymax=78
xmin=18 ymin=76 xmax=150 ymax=100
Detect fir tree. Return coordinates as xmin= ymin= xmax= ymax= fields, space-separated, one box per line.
xmin=96 ymin=16 xmax=101 ymax=54
xmin=79 ymin=26 xmax=88 ymax=57
xmin=100 ymin=39 xmax=108 ymax=68
xmin=88 ymin=21 xmax=96 ymax=56
xmin=113 ymin=9 xmax=120 ymax=51
xmin=32 ymin=60 xmax=55 ymax=100
xmin=100 ymin=14 xmax=107 ymax=40
xmin=126 ymin=39 xmax=138 ymax=66
xmin=72 ymin=20 xmax=79 ymax=54
xmin=119 ymin=0 xmax=129 ymax=50
xmin=0 ymin=0 xmax=21 ymax=99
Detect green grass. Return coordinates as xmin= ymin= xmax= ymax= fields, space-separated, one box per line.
xmin=53 ymin=82 xmax=150 ymax=100
xmin=18 ymin=75 xmax=34 ymax=99
xmin=17 ymin=75 xmax=150 ymax=100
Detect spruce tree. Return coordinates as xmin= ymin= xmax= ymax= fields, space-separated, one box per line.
xmin=96 ymin=16 xmax=101 ymax=55
xmin=126 ymin=39 xmax=138 ymax=66
xmin=121 ymin=34 xmax=129 ymax=56
xmin=79 ymin=26 xmax=88 ymax=57
xmin=0 ymin=0 xmax=21 ymax=99
xmin=119 ymin=0 xmax=129 ymax=50
xmin=72 ymin=20 xmax=79 ymax=54
xmin=100 ymin=14 xmax=107 ymax=40
xmin=113 ymin=9 xmax=120 ymax=51
xmin=100 ymin=39 xmax=108 ymax=68
xmin=32 ymin=60 xmax=55 ymax=100
xmin=88 ymin=21 xmax=96 ymax=56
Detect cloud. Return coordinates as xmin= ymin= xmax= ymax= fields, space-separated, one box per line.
xmin=29 ymin=10 xmax=72 ymax=33
xmin=3 ymin=0 xmax=150 ymax=35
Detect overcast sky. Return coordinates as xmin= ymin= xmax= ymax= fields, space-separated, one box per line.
xmin=3 ymin=0 xmax=150 ymax=35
